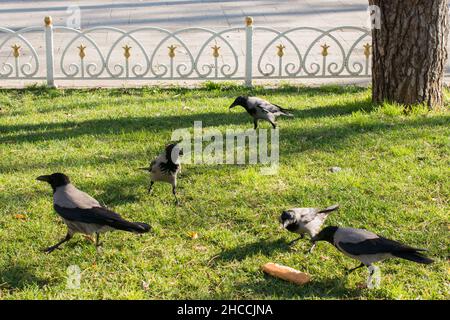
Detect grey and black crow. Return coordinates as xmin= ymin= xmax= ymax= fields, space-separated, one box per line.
xmin=229 ymin=96 xmax=293 ymax=129
xmin=312 ymin=226 xmax=433 ymax=278
xmin=280 ymin=204 xmax=339 ymax=251
xmin=139 ymin=142 xmax=183 ymax=205
xmin=37 ymin=173 xmax=151 ymax=253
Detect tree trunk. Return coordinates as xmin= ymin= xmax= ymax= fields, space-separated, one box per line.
xmin=370 ymin=0 xmax=449 ymax=108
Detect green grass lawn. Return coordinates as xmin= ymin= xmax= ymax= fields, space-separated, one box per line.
xmin=0 ymin=83 xmax=448 ymax=299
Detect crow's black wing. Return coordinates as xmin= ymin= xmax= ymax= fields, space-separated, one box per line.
xmin=273 ymin=103 xmax=292 ymax=113
xmin=54 ymin=204 xmax=124 ymax=224
xmin=54 ymin=205 xmax=149 ymax=233
xmin=256 ymin=101 xmax=281 ymax=114
xmin=338 ymin=237 xmax=425 ymax=256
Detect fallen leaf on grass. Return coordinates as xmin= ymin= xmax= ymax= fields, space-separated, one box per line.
xmin=188 ymin=232 xmax=199 ymax=239
xmin=14 ymin=214 xmax=27 ymax=220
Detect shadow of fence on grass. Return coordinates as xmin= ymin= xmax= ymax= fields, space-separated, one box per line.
xmin=233 ymin=276 xmax=366 ymax=299
xmin=212 ymin=239 xmax=289 ymax=263
xmin=0 ymin=265 xmax=52 ymax=291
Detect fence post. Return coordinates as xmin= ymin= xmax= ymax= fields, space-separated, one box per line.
xmin=245 ymin=16 xmax=253 ymax=87
xmin=44 ymin=16 xmax=55 ymax=87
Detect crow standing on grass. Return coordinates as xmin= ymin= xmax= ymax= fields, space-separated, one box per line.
xmin=37 ymin=173 xmax=151 ymax=253
xmin=311 ymin=226 xmax=433 ymax=280
xmin=139 ymin=142 xmax=183 ymax=205
xmin=229 ymin=96 xmax=293 ymax=129
xmin=280 ymin=204 xmax=339 ymax=251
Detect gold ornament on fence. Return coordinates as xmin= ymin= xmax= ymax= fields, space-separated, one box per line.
xmin=276 ymin=44 xmax=285 ymax=57
xmin=211 ymin=45 xmax=220 ymax=58
xmin=321 ymin=44 xmax=330 ymax=57
xmin=363 ymin=43 xmax=372 ymax=59
xmin=245 ymin=16 xmax=253 ymax=26
xmin=123 ymin=45 xmax=131 ymax=59
xmin=11 ymin=44 xmax=20 ymax=58
xmin=77 ymin=45 xmax=86 ymax=59
xmin=44 ymin=16 xmax=52 ymax=26
xmin=168 ymin=45 xmax=177 ymax=58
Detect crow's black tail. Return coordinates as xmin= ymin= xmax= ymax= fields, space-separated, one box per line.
xmin=110 ymin=220 xmax=151 ymax=234
xmin=318 ymin=204 xmax=339 ymax=214
xmin=274 ymin=104 xmax=294 ymax=117
xmin=392 ymin=251 xmax=433 ymax=264
xmin=280 ymin=111 xmax=294 ymax=117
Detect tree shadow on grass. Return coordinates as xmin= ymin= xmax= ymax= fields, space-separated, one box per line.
xmin=233 ymin=275 xmax=365 ymax=299
xmin=0 ymin=112 xmax=248 ymax=144
xmin=0 ymin=265 xmax=52 ymax=291
xmin=209 ymin=238 xmax=367 ymax=299
xmin=0 ymin=83 xmax=367 ymax=99
xmin=0 ymin=100 xmax=390 ymax=146
xmin=212 ymin=239 xmax=290 ymax=264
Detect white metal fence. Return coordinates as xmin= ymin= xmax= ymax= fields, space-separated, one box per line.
xmin=0 ymin=16 xmax=372 ymax=87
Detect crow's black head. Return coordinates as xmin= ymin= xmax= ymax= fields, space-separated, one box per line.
xmin=311 ymin=226 xmax=338 ymax=243
xmin=37 ymin=172 xmax=70 ymax=191
xmin=229 ymin=96 xmax=248 ymax=109
xmin=279 ymin=210 xmax=298 ymax=231
xmin=165 ymin=142 xmax=183 ymax=163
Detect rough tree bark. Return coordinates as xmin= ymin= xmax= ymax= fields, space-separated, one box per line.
xmin=370 ymin=0 xmax=449 ymax=108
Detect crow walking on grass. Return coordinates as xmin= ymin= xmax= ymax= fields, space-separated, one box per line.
xmin=311 ymin=226 xmax=433 ymax=282
xmin=139 ymin=142 xmax=183 ymax=205
xmin=37 ymin=173 xmax=151 ymax=253
xmin=229 ymin=96 xmax=293 ymax=129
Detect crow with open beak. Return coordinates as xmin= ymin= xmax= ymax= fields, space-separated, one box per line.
xmin=37 ymin=173 xmax=151 ymax=253
xmin=280 ymin=204 xmax=339 ymax=252
xmin=229 ymin=96 xmax=293 ymax=129
xmin=139 ymin=142 xmax=183 ymax=205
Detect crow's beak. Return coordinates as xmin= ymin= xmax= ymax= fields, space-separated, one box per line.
xmin=229 ymin=103 xmax=236 ymax=109
xmin=36 ymin=175 xmax=50 ymax=182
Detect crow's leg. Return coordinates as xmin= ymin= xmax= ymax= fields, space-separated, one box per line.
xmin=43 ymin=232 xmax=73 ymax=254
xmin=95 ymin=232 xmax=103 ymax=254
xmin=288 ymin=234 xmax=304 ymax=246
xmin=270 ymin=120 xmax=277 ymax=129
xmin=172 ymin=185 xmax=180 ymax=206
xmin=253 ymin=119 xmax=258 ymax=129
xmin=345 ymin=263 xmax=365 ymax=275
xmin=95 ymin=232 xmax=101 ymax=248
xmin=365 ymin=265 xmax=382 ymax=289
xmin=148 ymin=181 xmax=154 ymax=194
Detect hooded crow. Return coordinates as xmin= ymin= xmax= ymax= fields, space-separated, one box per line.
xmin=139 ymin=142 xmax=183 ymax=205
xmin=312 ymin=226 xmax=433 ymax=278
xmin=280 ymin=204 xmax=339 ymax=251
xmin=229 ymin=96 xmax=293 ymax=129
xmin=37 ymin=173 xmax=151 ymax=253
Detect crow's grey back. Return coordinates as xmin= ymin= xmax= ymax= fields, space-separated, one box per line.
xmin=53 ymin=184 xmax=100 ymax=209
xmin=334 ymin=227 xmax=379 ymax=244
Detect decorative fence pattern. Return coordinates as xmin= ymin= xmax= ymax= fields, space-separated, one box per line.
xmin=0 ymin=16 xmax=372 ymax=87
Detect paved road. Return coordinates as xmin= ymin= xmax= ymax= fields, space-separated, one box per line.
xmin=0 ymin=0 xmax=369 ymax=29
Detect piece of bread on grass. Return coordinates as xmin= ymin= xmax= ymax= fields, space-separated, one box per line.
xmin=262 ymin=262 xmax=311 ymax=285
